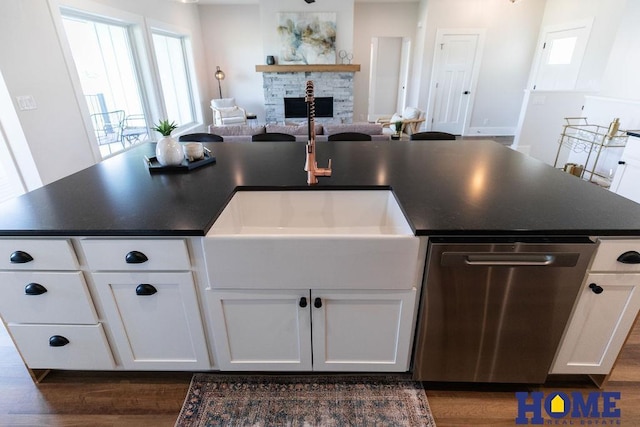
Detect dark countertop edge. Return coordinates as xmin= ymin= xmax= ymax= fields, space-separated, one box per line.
xmin=5 ymin=229 xmax=640 ymax=238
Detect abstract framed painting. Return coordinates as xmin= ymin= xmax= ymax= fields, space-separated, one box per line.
xmin=277 ymin=12 xmax=337 ymax=65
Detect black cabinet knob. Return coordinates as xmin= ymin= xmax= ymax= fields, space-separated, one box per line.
xmin=10 ymin=250 xmax=33 ymax=264
xmin=135 ymin=283 xmax=157 ymax=296
xmin=299 ymin=297 xmax=308 ymax=308
xmin=589 ymin=283 xmax=604 ymax=294
xmin=25 ymin=282 xmax=47 ymax=295
xmin=616 ymin=251 xmax=640 ymax=264
xmin=314 ymin=297 xmax=322 ymax=308
xmin=125 ymin=251 xmax=148 ymax=264
xmin=49 ymin=335 xmax=70 ymax=347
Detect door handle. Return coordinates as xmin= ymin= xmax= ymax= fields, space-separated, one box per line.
xmin=464 ymin=254 xmax=555 ymax=266
xmin=463 ymin=91 xmax=470 ymax=95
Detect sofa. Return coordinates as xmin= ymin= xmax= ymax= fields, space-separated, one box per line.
xmin=208 ymin=122 xmax=389 ymax=142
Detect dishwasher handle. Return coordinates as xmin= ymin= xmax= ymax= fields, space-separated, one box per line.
xmin=441 ymin=252 xmax=581 ymax=267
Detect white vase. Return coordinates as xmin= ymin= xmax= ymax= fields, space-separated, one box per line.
xmin=155 ymin=136 xmax=184 ymax=166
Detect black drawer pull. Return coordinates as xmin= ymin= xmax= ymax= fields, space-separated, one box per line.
xmin=125 ymin=251 xmax=148 ymax=264
xmin=314 ymin=297 xmax=322 ymax=308
xmin=25 ymin=282 xmax=47 ymax=295
xmin=589 ymin=283 xmax=604 ymax=294
xmin=49 ymin=335 xmax=70 ymax=347
xmin=617 ymin=251 xmax=640 ymax=264
xmin=10 ymin=250 xmax=33 ymax=264
xmin=136 ymin=284 xmax=157 ymax=296
xmin=299 ymin=297 xmax=308 ymax=308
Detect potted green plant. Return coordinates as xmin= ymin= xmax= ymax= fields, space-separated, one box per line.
xmin=152 ymin=119 xmax=178 ymax=137
xmin=392 ymin=120 xmax=403 ymax=140
xmin=153 ymin=119 xmax=183 ymax=166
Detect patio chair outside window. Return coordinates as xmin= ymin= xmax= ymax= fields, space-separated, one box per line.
xmin=91 ymin=110 xmax=125 ymax=154
xmin=122 ymin=114 xmax=148 ymax=144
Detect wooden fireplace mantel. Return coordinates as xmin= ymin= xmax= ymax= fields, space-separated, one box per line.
xmin=255 ymin=64 xmax=360 ymax=73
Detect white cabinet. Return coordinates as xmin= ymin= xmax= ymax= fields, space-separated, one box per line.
xmin=208 ymin=288 xmax=417 ymax=372
xmin=311 ymin=289 xmax=416 ymax=372
xmin=208 ymin=289 xmax=312 ymax=371
xmin=552 ymin=239 xmax=640 ymax=375
xmin=92 ymin=272 xmax=210 ymax=370
xmin=0 ymin=238 xmax=115 ymax=371
xmin=81 ymin=239 xmax=210 ymax=370
xmin=611 ymin=136 xmax=640 ymax=204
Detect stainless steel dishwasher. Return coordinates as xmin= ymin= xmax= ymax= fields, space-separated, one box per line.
xmin=413 ymin=237 xmax=596 ymax=383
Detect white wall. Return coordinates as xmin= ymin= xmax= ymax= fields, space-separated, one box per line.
xmin=599 ymin=0 xmax=640 ymax=101
xmin=353 ymin=2 xmax=420 ymax=122
xmin=0 ymin=0 xmax=208 ymax=185
xmin=416 ymin=0 xmax=545 ymax=135
xmin=533 ymin=0 xmax=627 ymax=92
xmin=0 ymin=0 xmax=95 ymax=185
xmin=198 ymin=5 xmax=264 ymax=123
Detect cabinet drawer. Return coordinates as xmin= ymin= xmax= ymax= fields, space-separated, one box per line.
xmin=8 ymin=323 xmax=115 ymax=370
xmin=591 ymin=239 xmax=640 ymax=272
xmin=0 ymin=272 xmax=97 ymax=324
xmin=0 ymin=239 xmax=78 ymax=270
xmin=81 ymin=239 xmax=190 ymax=271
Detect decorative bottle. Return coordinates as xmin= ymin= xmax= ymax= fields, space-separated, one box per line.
xmin=607 ymin=118 xmax=620 ymax=139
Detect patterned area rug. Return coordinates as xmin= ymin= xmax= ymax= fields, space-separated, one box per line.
xmin=175 ymin=374 xmax=436 ymax=427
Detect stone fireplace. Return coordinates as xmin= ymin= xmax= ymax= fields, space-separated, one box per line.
xmin=260 ymin=69 xmax=357 ymax=124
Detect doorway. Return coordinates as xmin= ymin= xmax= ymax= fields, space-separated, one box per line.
xmin=367 ymin=37 xmax=411 ymax=121
xmin=428 ymin=29 xmax=485 ymax=135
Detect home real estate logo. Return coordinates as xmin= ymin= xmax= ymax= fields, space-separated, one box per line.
xmin=515 ymin=391 xmax=621 ymax=425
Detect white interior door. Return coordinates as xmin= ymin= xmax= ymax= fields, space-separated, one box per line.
xmin=532 ymin=20 xmax=593 ymax=90
xmin=429 ymin=30 xmax=483 ymax=135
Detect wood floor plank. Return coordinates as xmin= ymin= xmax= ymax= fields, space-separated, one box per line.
xmin=1 ymin=320 xmax=639 ymax=426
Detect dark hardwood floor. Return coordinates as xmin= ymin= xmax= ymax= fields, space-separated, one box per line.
xmin=1 ymin=319 xmax=638 ymax=426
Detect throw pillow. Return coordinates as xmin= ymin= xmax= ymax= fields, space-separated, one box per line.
xmin=217 ymin=106 xmax=243 ymax=118
xmin=211 ymin=98 xmax=236 ymax=109
xmin=402 ymin=107 xmax=420 ymax=120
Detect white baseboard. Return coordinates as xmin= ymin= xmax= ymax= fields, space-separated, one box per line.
xmin=466 ymin=126 xmax=516 ymax=136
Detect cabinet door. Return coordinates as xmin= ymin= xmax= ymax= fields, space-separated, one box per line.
xmin=92 ymin=272 xmax=210 ymax=370
xmin=207 ymin=289 xmax=312 ymax=371
xmin=552 ymin=274 xmax=640 ymax=374
xmin=611 ymin=161 xmax=640 ymax=205
xmin=311 ymin=288 xmax=417 ymax=372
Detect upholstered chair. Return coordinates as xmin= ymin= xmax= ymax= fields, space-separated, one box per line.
xmin=210 ymin=98 xmax=247 ymax=126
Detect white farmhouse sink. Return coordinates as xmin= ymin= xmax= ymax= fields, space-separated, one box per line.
xmin=203 ymin=190 xmax=419 ymax=289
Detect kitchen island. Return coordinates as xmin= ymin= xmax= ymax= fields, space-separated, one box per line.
xmin=0 ymin=140 xmax=639 ymax=382
xmin=1 ymin=140 xmax=640 ymax=236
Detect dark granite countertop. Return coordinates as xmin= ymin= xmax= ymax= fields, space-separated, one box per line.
xmin=1 ymin=140 xmax=640 ymax=237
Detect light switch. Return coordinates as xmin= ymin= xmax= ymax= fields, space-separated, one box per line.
xmin=16 ymin=95 xmax=37 ymax=111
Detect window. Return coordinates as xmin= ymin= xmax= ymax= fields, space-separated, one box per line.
xmin=548 ymin=36 xmax=577 ymax=65
xmin=62 ymin=13 xmax=149 ymax=158
xmin=152 ymin=32 xmax=196 ymax=127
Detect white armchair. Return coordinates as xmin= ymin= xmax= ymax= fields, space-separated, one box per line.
xmin=210 ymin=98 xmax=247 ymax=126
xmin=377 ymin=107 xmax=425 ymax=136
